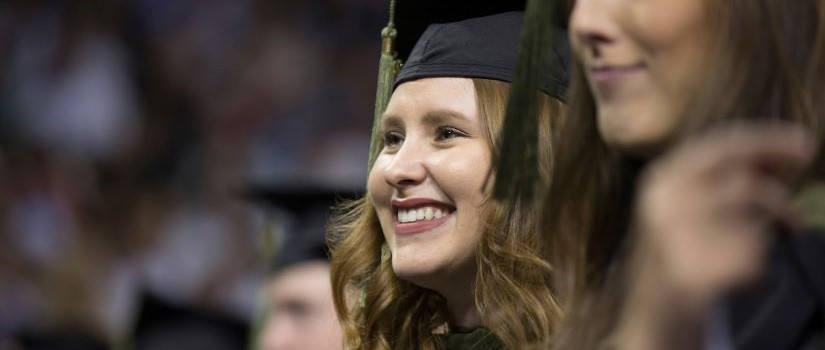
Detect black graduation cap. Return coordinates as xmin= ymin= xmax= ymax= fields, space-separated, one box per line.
xmin=393 ymin=4 xmax=570 ymax=99
xmin=132 ymin=293 xmax=249 ymax=350
xmin=242 ymin=185 xmax=362 ymax=271
xmin=392 ymin=0 xmax=572 ymax=60
xmin=392 ymin=0 xmax=527 ymax=62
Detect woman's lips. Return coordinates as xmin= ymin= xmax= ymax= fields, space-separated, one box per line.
xmin=588 ymin=63 xmax=645 ymax=84
xmin=394 ymin=212 xmax=453 ymax=235
xmin=391 ymin=197 xmax=455 ymax=235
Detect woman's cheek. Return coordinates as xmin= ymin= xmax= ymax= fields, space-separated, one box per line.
xmin=436 ymin=146 xmax=491 ymax=198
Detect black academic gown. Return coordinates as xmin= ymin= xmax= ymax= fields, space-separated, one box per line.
xmin=440 ymin=328 xmax=503 ymax=350
xmin=729 ymin=231 xmax=825 ymax=350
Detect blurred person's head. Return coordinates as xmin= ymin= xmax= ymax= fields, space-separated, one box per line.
xmin=567 ymin=0 xmax=825 ymax=156
xmin=569 ymin=0 xmax=708 ymax=154
xmin=241 ymin=187 xmax=346 ymax=350
xmin=328 ymin=12 xmax=570 ymax=349
xmin=260 ymin=260 xmax=342 ymax=350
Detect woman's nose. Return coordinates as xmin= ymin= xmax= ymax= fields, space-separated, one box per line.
xmin=569 ymin=0 xmax=615 ymax=59
xmin=383 ymin=141 xmax=427 ymax=189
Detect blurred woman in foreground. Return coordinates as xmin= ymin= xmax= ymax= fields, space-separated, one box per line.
xmin=541 ymin=0 xmax=825 ymax=349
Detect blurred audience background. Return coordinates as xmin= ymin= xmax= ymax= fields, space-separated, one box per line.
xmin=0 ymin=0 xmax=381 ymax=348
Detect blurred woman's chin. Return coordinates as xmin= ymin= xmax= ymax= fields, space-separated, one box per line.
xmin=598 ymin=111 xmax=678 ymax=158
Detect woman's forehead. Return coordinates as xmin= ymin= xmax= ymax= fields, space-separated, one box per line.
xmin=384 ymin=78 xmax=478 ymax=122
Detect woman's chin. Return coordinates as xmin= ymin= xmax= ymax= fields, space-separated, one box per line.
xmin=597 ymin=105 xmax=681 ymax=157
xmin=600 ymin=124 xmax=675 ymax=158
xmin=392 ymin=258 xmax=477 ymax=296
xmin=394 ymin=263 xmax=437 ymax=282
xmin=392 ymin=262 xmax=451 ymax=290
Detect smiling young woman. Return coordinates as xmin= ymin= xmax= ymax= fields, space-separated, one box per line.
xmin=329 ymin=78 xmax=562 ymax=349
xmin=327 ymin=11 xmax=570 ymax=350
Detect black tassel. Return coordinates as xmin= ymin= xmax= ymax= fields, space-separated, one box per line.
xmin=493 ymin=0 xmax=558 ymax=202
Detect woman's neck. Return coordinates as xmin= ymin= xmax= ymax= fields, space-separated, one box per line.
xmin=444 ymin=291 xmax=482 ymax=329
xmin=435 ymin=271 xmax=482 ymax=329
xmin=414 ymin=262 xmax=482 ymax=329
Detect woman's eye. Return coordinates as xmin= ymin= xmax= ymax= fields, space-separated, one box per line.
xmin=435 ymin=127 xmax=466 ymax=141
xmin=383 ymin=131 xmax=404 ymax=148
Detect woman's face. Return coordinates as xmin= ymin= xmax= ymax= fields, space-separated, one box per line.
xmin=570 ymin=0 xmax=710 ymax=154
xmin=368 ymin=77 xmax=490 ymax=291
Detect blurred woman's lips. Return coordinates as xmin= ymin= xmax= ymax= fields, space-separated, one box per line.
xmin=588 ymin=63 xmax=645 ymax=84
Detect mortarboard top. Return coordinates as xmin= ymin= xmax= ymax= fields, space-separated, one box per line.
xmin=242 ymin=184 xmax=360 ymax=216
xmin=393 ymin=0 xmax=572 ymax=63
xmin=393 ymin=0 xmax=526 ymax=62
xmin=392 ymin=3 xmax=570 ymax=99
xmin=241 ymin=185 xmax=362 ymax=271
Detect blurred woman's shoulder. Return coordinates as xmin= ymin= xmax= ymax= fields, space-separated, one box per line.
xmin=727 ymin=197 xmax=825 ymax=350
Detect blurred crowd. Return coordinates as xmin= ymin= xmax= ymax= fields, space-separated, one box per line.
xmin=0 ymin=0 xmax=382 ymax=347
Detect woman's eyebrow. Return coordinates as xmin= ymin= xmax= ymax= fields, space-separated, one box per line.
xmin=380 ymin=114 xmax=404 ymax=129
xmin=381 ymin=109 xmax=470 ymax=128
xmin=421 ymin=109 xmax=470 ymax=125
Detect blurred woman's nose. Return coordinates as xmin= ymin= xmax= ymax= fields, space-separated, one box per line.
xmin=383 ymin=139 xmax=427 ymax=189
xmin=569 ymin=0 xmax=614 ymax=58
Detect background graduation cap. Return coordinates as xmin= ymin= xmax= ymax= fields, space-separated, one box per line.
xmin=242 ymin=185 xmax=361 ymax=271
xmin=370 ymin=0 xmax=571 ymax=203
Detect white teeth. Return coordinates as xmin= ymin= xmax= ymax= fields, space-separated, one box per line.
xmin=396 ymin=206 xmax=450 ymax=223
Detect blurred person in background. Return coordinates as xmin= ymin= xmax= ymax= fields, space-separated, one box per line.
xmin=328 ymin=4 xmax=571 ymax=349
xmin=259 ymin=258 xmax=342 ymax=350
xmin=245 ymin=187 xmax=346 ymax=350
xmin=257 ymin=218 xmax=342 ymax=350
xmin=1 ymin=1 xmax=144 ymax=346
xmin=496 ymin=0 xmax=825 ymax=349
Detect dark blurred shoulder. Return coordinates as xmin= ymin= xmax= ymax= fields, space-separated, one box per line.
xmin=728 ymin=231 xmax=825 ymax=350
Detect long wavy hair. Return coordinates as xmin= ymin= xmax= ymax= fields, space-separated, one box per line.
xmin=328 ymin=78 xmax=567 ymax=349
xmin=546 ymin=0 xmax=825 ymax=348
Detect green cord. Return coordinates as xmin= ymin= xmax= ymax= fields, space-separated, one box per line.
xmin=368 ymin=0 xmax=401 ymax=170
